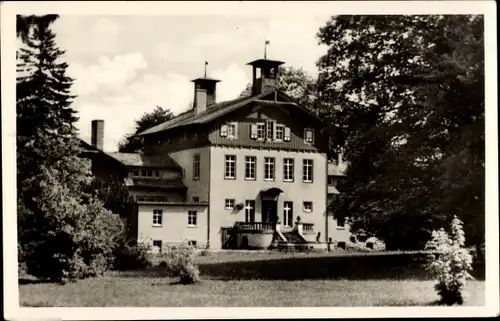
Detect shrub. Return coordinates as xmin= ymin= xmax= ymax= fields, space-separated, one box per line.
xmin=199 ymin=249 xmax=210 ymax=257
xmin=22 ymin=185 xmax=125 ymax=283
xmin=425 ymin=215 xmax=474 ymax=305
xmin=113 ymin=237 xmax=151 ymax=271
xmin=161 ymin=243 xmax=200 ymax=284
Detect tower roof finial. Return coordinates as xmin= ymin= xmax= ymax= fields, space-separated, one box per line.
xmin=264 ymin=40 xmax=270 ymax=59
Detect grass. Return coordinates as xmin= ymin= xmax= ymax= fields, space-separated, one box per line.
xmin=19 ymin=251 xmax=486 ymax=307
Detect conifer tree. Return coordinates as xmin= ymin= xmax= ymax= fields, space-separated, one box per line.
xmin=17 ymin=15 xmax=124 ymax=282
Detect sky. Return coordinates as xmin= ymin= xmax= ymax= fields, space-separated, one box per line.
xmin=49 ymin=15 xmax=332 ymax=151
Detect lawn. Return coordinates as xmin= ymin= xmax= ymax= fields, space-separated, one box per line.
xmin=19 ymin=251 xmax=485 ymax=307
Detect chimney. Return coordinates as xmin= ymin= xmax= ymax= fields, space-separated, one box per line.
xmin=191 ymin=76 xmax=220 ymax=114
xmin=91 ymin=119 xmax=104 ymax=150
xmin=194 ymin=88 xmax=207 ymax=115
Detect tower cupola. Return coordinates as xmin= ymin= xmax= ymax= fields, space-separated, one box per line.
xmin=247 ymin=58 xmax=284 ymax=95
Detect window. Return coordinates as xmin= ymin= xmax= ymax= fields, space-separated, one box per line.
xmin=337 ymin=216 xmax=346 ymax=229
xmin=302 ymin=159 xmax=314 ymax=182
xmin=225 ymin=199 xmax=235 ymax=210
xmin=303 ymin=202 xmax=313 ymax=213
xmin=138 ymin=169 xmax=155 ymax=178
xmin=192 ymin=196 xmax=199 ymax=203
xmin=266 ymin=121 xmax=274 ymax=140
xmin=245 ymin=200 xmax=255 ymax=223
xmin=328 ymin=176 xmax=335 ymax=186
xmin=283 ymin=158 xmax=294 ymax=182
xmin=257 ymin=123 xmax=266 ymax=140
xmin=224 ymin=155 xmax=236 ymax=179
xmin=147 ymin=196 xmax=156 ymax=202
xmin=304 ymin=128 xmax=314 ymax=144
xmin=136 ymin=196 xmax=146 ymax=202
xmin=276 ymin=125 xmax=285 ymax=141
xmin=188 ymin=240 xmax=197 ymax=247
xmin=153 ymin=209 xmax=163 ymax=226
xmin=156 ymin=196 xmax=167 ymax=202
xmin=193 ymin=154 xmax=200 ymax=180
xmin=283 ymin=201 xmax=293 ymax=227
xmin=188 ymin=211 xmax=197 ymax=227
xmin=245 ymin=156 xmax=256 ymax=180
xmin=264 ymin=157 xmax=275 ymax=181
xmin=227 ymin=123 xmax=237 ymax=138
xmin=284 ymin=127 xmax=291 ymax=142
xmin=153 ymin=240 xmax=162 ymax=252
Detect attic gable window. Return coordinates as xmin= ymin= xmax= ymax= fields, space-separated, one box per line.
xmin=266 ymin=121 xmax=274 ymax=140
xmin=275 ymin=125 xmax=285 ymax=141
xmin=251 ymin=122 xmax=266 ymax=140
xmin=221 ymin=123 xmax=237 ymax=138
xmin=304 ymin=128 xmax=314 ymax=144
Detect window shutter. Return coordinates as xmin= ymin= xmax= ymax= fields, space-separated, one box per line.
xmin=272 ymin=121 xmax=277 ymax=140
xmin=284 ymin=127 xmax=291 ymax=141
xmin=250 ymin=124 xmax=258 ymax=139
xmin=220 ymin=124 xmax=228 ymax=137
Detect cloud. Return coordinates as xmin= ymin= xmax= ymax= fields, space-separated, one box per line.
xmin=53 ymin=16 xmax=122 ymax=58
xmin=73 ymin=54 xmax=193 ymax=151
xmin=68 ymin=52 xmax=148 ymax=95
xmin=211 ymin=63 xmax=250 ymax=101
xmin=63 ymin=15 xmax=332 ymax=152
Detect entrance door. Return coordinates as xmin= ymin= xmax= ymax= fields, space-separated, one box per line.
xmin=261 ymin=200 xmax=278 ymax=223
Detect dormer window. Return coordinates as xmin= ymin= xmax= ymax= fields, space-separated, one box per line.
xmin=304 ymin=128 xmax=314 ymax=144
xmin=134 ymin=168 xmax=160 ymax=178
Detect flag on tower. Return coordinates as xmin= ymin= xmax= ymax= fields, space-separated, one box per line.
xmin=265 ymin=40 xmax=270 ymax=45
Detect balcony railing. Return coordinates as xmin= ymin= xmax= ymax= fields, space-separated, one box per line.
xmin=303 ymin=223 xmax=315 ymax=233
xmin=235 ymin=221 xmax=275 ymax=232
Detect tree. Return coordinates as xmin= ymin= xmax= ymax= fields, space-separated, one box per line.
xmin=317 ymin=15 xmax=484 ymax=251
xmin=118 ymin=106 xmax=174 ymax=152
xmin=240 ymin=65 xmax=318 ymax=108
xmin=17 ymin=15 xmax=124 ymax=282
xmin=16 ymin=14 xmax=59 ymax=43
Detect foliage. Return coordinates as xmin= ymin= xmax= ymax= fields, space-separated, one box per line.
xmin=118 ymin=106 xmax=174 ymax=152
xmin=17 ymin=15 xmax=125 ymax=283
xmin=112 ymin=236 xmax=151 ymax=270
xmin=161 ymin=243 xmax=200 ymax=284
xmin=317 ymin=15 xmax=484 ymax=250
xmin=425 ymin=216 xmax=474 ymax=305
xmin=240 ymin=65 xmax=318 ymax=108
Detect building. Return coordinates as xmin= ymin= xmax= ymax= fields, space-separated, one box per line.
xmin=82 ymin=56 xmax=351 ymax=251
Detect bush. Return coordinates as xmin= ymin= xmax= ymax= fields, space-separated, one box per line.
xmin=22 ymin=187 xmax=125 ymax=283
xmin=161 ymin=243 xmax=200 ymax=284
xmin=425 ymin=215 xmax=474 ymax=305
xmin=113 ymin=237 xmax=151 ymax=271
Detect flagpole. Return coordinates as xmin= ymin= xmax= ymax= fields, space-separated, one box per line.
xmin=204 ymin=61 xmax=207 ymax=77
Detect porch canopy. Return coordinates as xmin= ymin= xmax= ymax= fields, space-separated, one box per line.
xmin=260 ymin=187 xmax=284 ymax=197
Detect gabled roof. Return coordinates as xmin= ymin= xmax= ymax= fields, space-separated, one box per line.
xmin=106 ymin=152 xmax=181 ymax=169
xmin=137 ymin=90 xmax=322 ymax=136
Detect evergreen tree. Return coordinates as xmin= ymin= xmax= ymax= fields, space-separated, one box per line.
xmin=17 ymin=15 xmax=124 ymax=282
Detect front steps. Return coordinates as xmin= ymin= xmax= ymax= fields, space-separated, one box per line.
xmin=272 ymin=230 xmax=325 ymax=252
